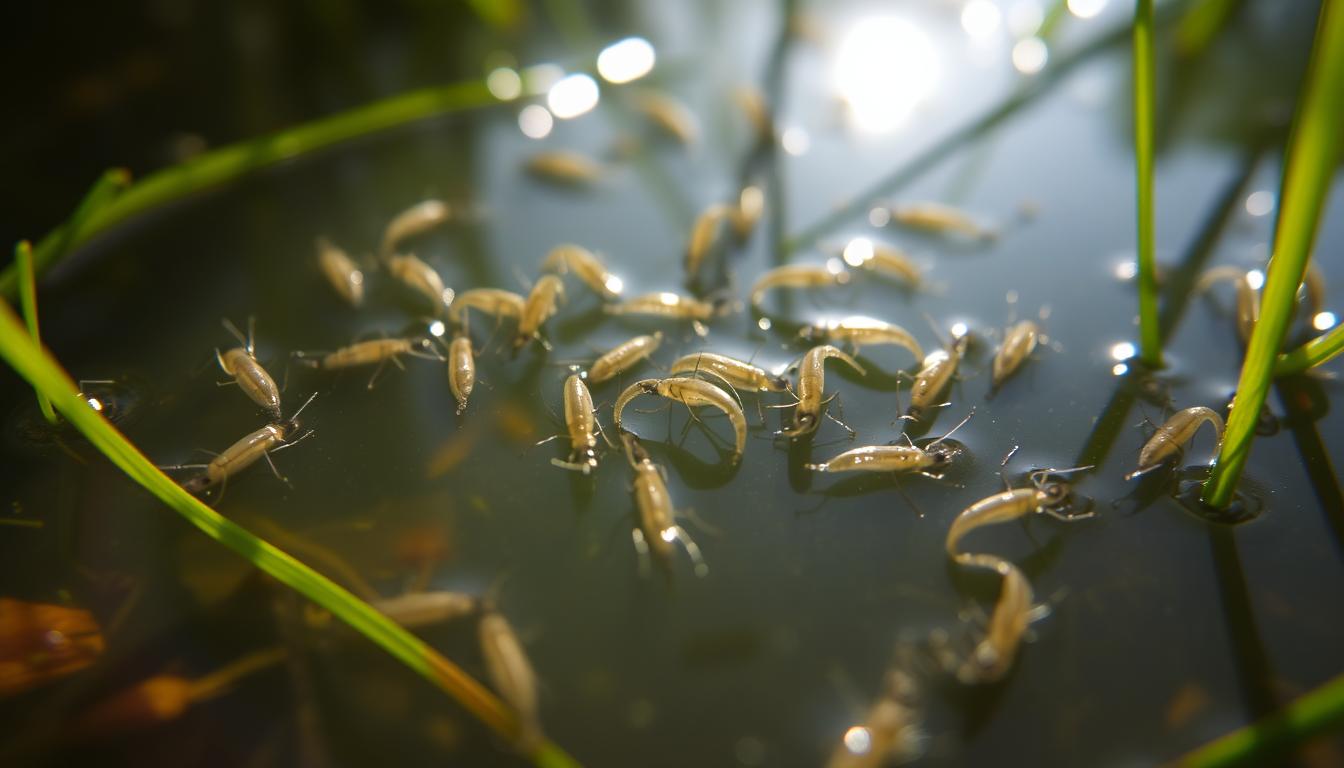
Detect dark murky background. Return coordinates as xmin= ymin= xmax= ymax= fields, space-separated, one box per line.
xmin=2 ymin=1 xmax=1343 ymax=766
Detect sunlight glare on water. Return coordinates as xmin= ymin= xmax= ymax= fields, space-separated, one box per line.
xmin=1314 ymin=311 xmax=1338 ymax=331
xmin=518 ymin=105 xmax=554 ymax=139
xmin=961 ymin=0 xmax=1003 ymax=41
xmin=1012 ymin=37 xmax=1048 ymax=74
xmin=597 ymin=37 xmax=656 ymax=84
xmin=1067 ymin=0 xmax=1108 ymax=20
xmin=843 ymin=726 xmax=873 ymax=755
xmin=548 ymin=74 xmax=600 ymax=119
xmin=833 ymin=16 xmax=940 ymax=133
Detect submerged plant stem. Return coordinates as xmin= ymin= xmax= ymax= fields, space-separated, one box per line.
xmin=14 ymin=242 xmax=56 ymax=423
xmin=1175 ymin=670 xmax=1344 ymax=768
xmin=0 ymin=80 xmax=495 ymax=298
xmin=1274 ymin=323 xmax=1344 ymax=376
xmin=0 ymin=300 xmax=580 ymax=768
xmin=1202 ymin=2 xmax=1344 ymax=508
xmin=1134 ymin=0 xmax=1161 ymax=367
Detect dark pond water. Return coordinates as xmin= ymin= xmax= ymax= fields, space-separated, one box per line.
xmin=2 ymin=1 xmax=1343 ymax=766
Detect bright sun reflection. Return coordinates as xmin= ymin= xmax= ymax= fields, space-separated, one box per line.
xmin=834 ymin=17 xmax=939 ymax=133
xmin=1113 ymin=260 xmax=1139 ymax=281
xmin=961 ymin=0 xmax=1002 ymax=40
xmin=1246 ymin=269 xmax=1265 ymax=290
xmin=758 ymin=317 xmax=773 ymax=331
xmin=1314 ymin=311 xmax=1338 ymax=331
xmin=1012 ymin=37 xmax=1048 ymax=74
xmin=1008 ymin=0 xmax=1045 ymax=36
xmin=1245 ymin=190 xmax=1274 ymax=217
xmin=1067 ymin=0 xmax=1107 ymax=19
xmin=1110 ymin=342 xmax=1136 ymax=361
xmin=597 ymin=37 xmax=656 ymax=84
xmin=548 ymin=74 xmax=599 ymax=119
xmin=604 ymin=275 xmax=624 ymax=295
xmin=1112 ymin=363 xmax=1128 ymax=376
xmin=950 ymin=322 xmax=969 ymax=339
xmin=428 ymin=320 xmax=446 ymax=338
xmin=868 ymin=207 xmax=891 ymax=227
xmin=842 ymin=237 xmax=874 ymax=267
xmin=518 ymin=105 xmax=554 ymax=139
xmin=780 ymin=126 xmax=810 ymax=155
xmin=843 ymin=726 xmax=873 ymax=755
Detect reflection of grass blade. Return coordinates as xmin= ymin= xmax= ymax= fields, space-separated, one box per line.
xmin=0 ymin=80 xmax=495 ymax=297
xmin=1134 ymin=0 xmax=1161 ymax=367
xmin=1274 ymin=323 xmax=1344 ymax=376
xmin=1175 ymin=670 xmax=1344 ymax=768
xmin=0 ymin=300 xmax=580 ymax=768
xmin=14 ymin=242 xmax=55 ymax=424
xmin=1203 ymin=2 xmax=1344 ymax=508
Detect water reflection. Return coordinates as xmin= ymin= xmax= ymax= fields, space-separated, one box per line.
xmin=1067 ymin=0 xmax=1108 ymax=20
xmin=486 ymin=67 xmax=521 ymax=101
xmin=548 ymin=74 xmax=599 ymax=119
xmin=518 ymin=104 xmax=553 ymax=139
xmin=597 ymin=37 xmax=655 ymax=84
xmin=1011 ymin=37 xmax=1048 ymax=74
xmin=961 ymin=0 xmax=1003 ymax=41
xmin=833 ymin=17 xmax=939 ymax=133
xmin=1313 ymin=311 xmax=1337 ymax=331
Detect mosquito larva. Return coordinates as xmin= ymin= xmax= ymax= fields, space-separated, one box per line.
xmin=524 ymin=150 xmax=604 ymax=185
xmin=449 ymin=288 xmax=527 ymax=326
xmin=806 ymin=411 xmax=972 ymax=475
xmin=750 ymin=264 xmax=850 ymax=311
xmin=215 ymin=318 xmax=282 ymax=422
xmin=1125 ymin=406 xmax=1225 ymax=480
xmin=907 ymin=333 xmax=969 ymax=419
xmin=363 ymin=591 xmax=479 ymax=629
xmin=631 ymin=90 xmax=699 ymax=144
xmin=381 ymin=199 xmax=452 ymax=258
xmin=887 ymin=201 xmax=995 ymax=240
xmin=552 ymin=373 xmax=600 ymax=473
xmin=686 ymin=204 xmax=732 ymax=278
xmin=826 ymin=669 xmax=925 ymax=768
xmin=733 ymin=85 xmax=775 ymax=143
xmin=944 ymin=468 xmax=1091 ymax=684
xmin=780 ymin=345 xmax=866 ymax=438
xmin=622 ymin=432 xmax=708 ymax=576
xmin=315 ymin=237 xmax=365 ymax=307
xmin=731 ymin=185 xmax=765 ymax=239
xmin=853 ymin=242 xmax=924 ymax=287
xmin=386 ymin=253 xmax=454 ymax=316
xmin=514 ymin=275 xmax=565 ymax=350
xmin=991 ymin=320 xmax=1041 ymax=390
xmin=176 ymin=394 xmax=318 ymax=495
xmin=448 ymin=335 xmax=475 ymax=414
xmin=1195 ymin=266 xmax=1260 ymax=344
xmin=798 ymin=317 xmax=924 ymax=362
xmin=668 ymin=352 xmax=789 ymax=392
xmin=478 ymin=608 xmax=544 ymax=749
xmin=614 ymin=376 xmax=747 ymax=459
xmin=301 ymin=337 xmax=442 ymax=371
xmin=541 ymin=244 xmax=624 ymax=300
xmin=605 ymin=292 xmax=726 ymax=322
xmin=587 ymin=332 xmax=663 ymax=385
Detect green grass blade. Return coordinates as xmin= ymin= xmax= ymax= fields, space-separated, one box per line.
xmin=0 ymin=79 xmax=495 ymax=297
xmin=1175 ymin=0 xmax=1243 ymax=58
xmin=14 ymin=241 xmax=56 ymax=424
xmin=1134 ymin=0 xmax=1162 ymax=367
xmin=1203 ymin=1 xmax=1344 ymax=508
xmin=1275 ymin=323 xmax=1344 ymax=376
xmin=0 ymin=299 xmax=581 ymax=768
xmin=1174 ymin=671 xmax=1344 ymax=767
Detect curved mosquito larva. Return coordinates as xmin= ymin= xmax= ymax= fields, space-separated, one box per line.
xmin=588 ymin=332 xmax=663 ymax=384
xmin=478 ymin=609 xmax=544 ymax=750
xmin=944 ymin=475 xmax=1087 ymax=684
xmin=860 ymin=243 xmax=924 ymax=287
xmin=622 ymin=433 xmax=708 ymax=576
xmin=524 ymin=150 xmax=603 ymax=185
xmin=380 ymin=199 xmax=452 ymax=258
xmin=887 ymin=201 xmax=995 ymax=241
xmin=448 ymin=335 xmax=475 ymax=414
xmin=449 ymin=288 xmax=527 ymax=326
xmin=514 ymin=275 xmax=565 ymax=350
xmin=1194 ymin=266 xmax=1261 ymax=344
xmin=733 ymin=85 xmax=774 ymax=143
xmin=1126 ymin=406 xmax=1225 ymax=480
xmin=315 ymin=237 xmax=365 ymax=307
xmin=386 ymin=254 xmax=454 ymax=315
xmin=215 ymin=319 xmax=281 ymax=422
xmin=686 ymin=204 xmax=732 ymax=278
xmin=541 ymin=244 xmax=623 ymax=300
xmin=781 ymin=345 xmax=866 ymax=438
xmin=668 ymin=352 xmax=789 ymax=392
xmin=991 ymin=320 xmax=1041 ymax=389
xmin=799 ymin=317 xmax=924 ymax=361
xmin=614 ymin=377 xmax=747 ymax=459
xmin=631 ymin=90 xmax=699 ymax=144
xmin=552 ymin=373 xmax=599 ymax=473
xmin=749 ymin=264 xmax=850 ymax=311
